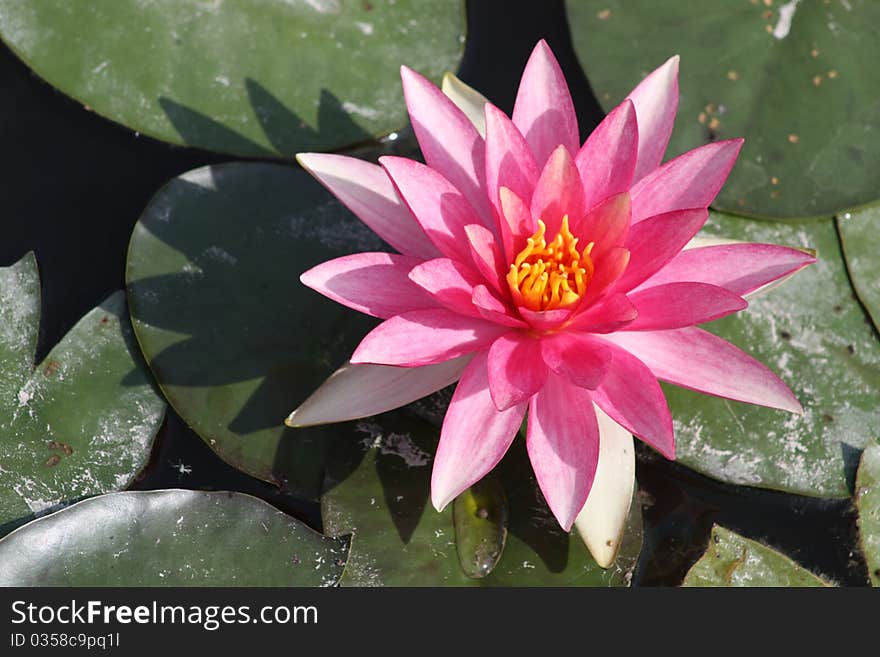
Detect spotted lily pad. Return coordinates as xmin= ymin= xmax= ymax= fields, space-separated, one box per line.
xmin=321 ymin=411 xmax=643 ymax=586
xmin=0 ymin=253 xmax=165 ymax=536
xmin=568 ymin=0 xmax=880 ymax=218
xmin=683 ymin=525 xmax=833 ymax=587
xmin=665 ymin=212 xmax=879 ymax=497
xmin=126 ymin=162 xmax=387 ymax=500
xmin=837 ymin=204 xmax=880 ymax=333
xmin=0 ymin=0 xmax=464 ymax=156
xmin=855 ymin=443 xmax=880 ymax=586
xmin=0 ymin=490 xmax=349 ymax=586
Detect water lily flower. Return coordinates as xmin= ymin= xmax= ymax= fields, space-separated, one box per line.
xmin=287 ymin=41 xmax=814 ymax=565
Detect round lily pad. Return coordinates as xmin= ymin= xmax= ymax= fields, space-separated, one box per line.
xmin=0 ymin=0 xmax=464 ymax=156
xmin=665 ymin=212 xmax=879 ymax=498
xmin=0 ymin=489 xmax=349 ymax=586
xmin=683 ymin=525 xmax=832 ymax=587
xmin=855 ymin=443 xmax=880 ymax=587
xmin=837 ymin=204 xmax=880 ymax=333
xmin=321 ymin=410 xmax=643 ymax=586
xmin=0 ymin=253 xmax=165 ymax=536
xmin=568 ymin=1 xmax=880 ymax=218
xmin=126 ymin=162 xmax=385 ymax=500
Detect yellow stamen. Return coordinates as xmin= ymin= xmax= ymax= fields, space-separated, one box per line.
xmin=506 ymin=215 xmax=595 ymax=311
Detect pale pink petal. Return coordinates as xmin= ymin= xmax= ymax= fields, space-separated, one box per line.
xmin=540 ymin=332 xmax=613 ymax=389
xmin=487 ymin=332 xmax=547 ymax=410
xmin=512 ymin=39 xmax=580 ymax=167
xmin=499 ymin=186 xmax=537 ymax=261
xmin=614 ymin=208 xmax=708 ymax=292
xmin=574 ymin=406 xmax=635 ymax=568
xmin=441 ymin=72 xmax=489 ymax=136
xmin=472 ymin=285 xmax=528 ymax=328
xmin=380 ymin=156 xmax=481 ymax=264
xmin=630 ymin=139 xmax=744 ymax=222
xmin=604 ymin=327 xmax=803 ymax=413
xmin=575 ymin=100 xmax=639 ymax=210
xmin=576 ymin=192 xmax=631 ymax=257
xmin=400 ymin=66 xmax=492 ymax=226
xmin=625 ymin=55 xmax=679 ymax=182
xmin=485 ymin=103 xmax=539 ymax=221
xmin=432 ymin=352 xmax=526 ymax=510
xmin=408 ymin=258 xmax=482 ymax=318
xmin=351 ymin=309 xmax=507 ymax=367
xmin=527 ymin=374 xmax=599 ymax=531
xmin=567 ymin=293 xmax=638 ymax=333
xmin=300 ymin=253 xmax=434 ymax=320
xmin=518 ymin=306 xmax=574 ymax=331
xmin=530 ymin=145 xmax=585 ymax=236
xmin=297 ymin=153 xmax=439 ymax=259
xmin=464 ymin=223 xmax=506 ymax=294
xmin=590 ymin=342 xmax=675 ymax=459
xmin=285 ymin=357 xmax=470 ymax=427
xmin=624 ymin=282 xmax=747 ymax=331
xmin=635 ymin=243 xmax=817 ymax=297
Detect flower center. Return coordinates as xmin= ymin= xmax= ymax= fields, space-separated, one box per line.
xmin=506 ymin=216 xmax=594 ymax=312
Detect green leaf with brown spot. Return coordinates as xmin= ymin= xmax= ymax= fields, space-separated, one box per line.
xmin=683 ymin=525 xmax=833 ymax=587
xmin=0 ymin=254 xmax=165 ymax=536
xmin=568 ymin=0 xmax=880 ymax=218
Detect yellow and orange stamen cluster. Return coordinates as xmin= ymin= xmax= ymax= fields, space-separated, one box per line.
xmin=506 ymin=215 xmax=594 ymax=312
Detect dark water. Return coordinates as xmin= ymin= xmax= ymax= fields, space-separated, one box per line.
xmin=0 ymin=0 xmax=869 ymax=586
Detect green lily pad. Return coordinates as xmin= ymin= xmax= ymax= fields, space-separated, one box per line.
xmin=0 ymin=254 xmax=165 ymax=535
xmin=683 ymin=525 xmax=832 ymax=587
xmin=568 ymin=1 xmax=880 ymax=218
xmin=0 ymin=0 xmax=464 ymax=156
xmin=665 ymin=212 xmax=880 ymax=498
xmin=855 ymin=443 xmax=880 ymax=587
xmin=321 ymin=411 xmax=643 ymax=586
xmin=126 ymin=162 xmax=386 ymax=500
xmin=837 ymin=204 xmax=880 ymax=333
xmin=452 ymin=475 xmax=509 ymax=579
xmin=0 ymin=490 xmax=349 ymax=586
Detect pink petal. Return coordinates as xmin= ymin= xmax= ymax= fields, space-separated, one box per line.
xmin=635 ymin=243 xmax=817 ymax=297
xmin=590 ymin=342 xmax=675 ymax=459
xmin=301 ymin=252 xmax=435 ymax=319
xmin=604 ymin=327 xmax=803 ymax=413
xmin=487 ymin=332 xmax=547 ymax=410
xmin=408 ymin=258 xmax=483 ymax=318
xmin=575 ymin=100 xmax=639 ymax=210
xmin=512 ymin=40 xmax=580 ymax=168
xmin=540 ymin=332 xmax=613 ymax=389
xmin=297 ymin=153 xmax=439 ymax=260
xmin=351 ymin=309 xmax=507 ymax=367
xmin=581 ymin=246 xmax=631 ymax=306
xmin=485 ymin=103 xmax=540 ymax=220
xmin=527 ymin=374 xmax=599 ymax=531
xmin=567 ymin=292 xmax=638 ymax=333
xmin=624 ymin=282 xmax=747 ymax=331
xmin=577 ymin=192 xmax=631 ymax=257
xmin=380 ymin=156 xmax=481 ymax=264
xmin=432 ymin=351 xmax=526 ymax=510
xmin=285 ymin=357 xmax=470 ymax=427
xmin=499 ymin=186 xmax=537 ymax=261
xmin=400 ymin=66 xmax=492 ymax=226
xmin=464 ymin=223 xmax=506 ymax=294
xmin=630 ymin=139 xmax=744 ymax=222
xmin=614 ymin=208 xmax=708 ymax=292
xmin=472 ymin=285 xmax=528 ymax=328
xmin=530 ymin=145 xmax=585 ymax=236
xmin=625 ymin=55 xmax=679 ymax=182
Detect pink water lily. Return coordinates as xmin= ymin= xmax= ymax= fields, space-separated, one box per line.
xmin=288 ymin=41 xmax=814 ymax=553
